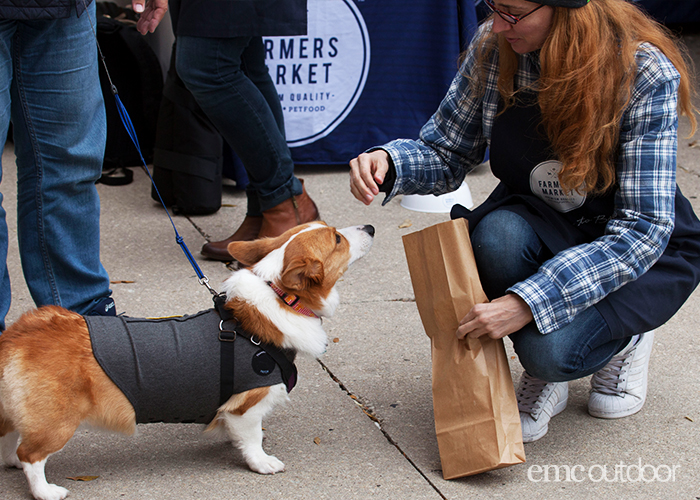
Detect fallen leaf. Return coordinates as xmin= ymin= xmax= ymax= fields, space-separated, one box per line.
xmin=313 ymin=437 xmax=321 ymax=445
xmin=689 ymin=141 xmax=698 ymax=148
xmin=398 ymin=220 xmax=413 ymax=229
xmin=67 ymin=476 xmax=99 ymax=482
xmin=110 ymin=280 xmax=135 ymax=284
xmin=685 ymin=416 xmax=695 ymax=422
xmin=333 ymin=337 xmax=340 ymax=343
xmin=362 ymin=408 xmax=380 ymax=422
xmin=221 ymin=203 xmax=238 ymax=208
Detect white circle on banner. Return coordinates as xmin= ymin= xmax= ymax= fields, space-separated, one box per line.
xmin=529 ymin=160 xmax=586 ymax=212
xmin=263 ymin=0 xmax=371 ymax=147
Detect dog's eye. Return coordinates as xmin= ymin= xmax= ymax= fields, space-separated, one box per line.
xmin=336 ymin=234 xmax=341 ymax=244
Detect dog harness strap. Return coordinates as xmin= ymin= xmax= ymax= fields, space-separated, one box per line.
xmin=215 ymin=293 xmax=238 ymax=405
xmin=214 ymin=294 xmax=298 ymax=403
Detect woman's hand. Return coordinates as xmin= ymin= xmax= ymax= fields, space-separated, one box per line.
xmin=456 ymin=294 xmax=534 ymax=340
xmin=349 ymin=150 xmax=391 ymax=205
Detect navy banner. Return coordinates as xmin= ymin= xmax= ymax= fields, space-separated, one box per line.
xmin=264 ymin=0 xmax=479 ymax=166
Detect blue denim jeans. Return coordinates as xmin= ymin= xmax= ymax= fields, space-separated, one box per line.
xmin=0 ymin=4 xmax=112 ymax=330
xmin=471 ymin=210 xmax=628 ymax=382
xmin=175 ymin=35 xmax=302 ymax=216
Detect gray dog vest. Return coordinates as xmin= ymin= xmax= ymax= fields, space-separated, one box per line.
xmin=85 ymin=310 xmax=295 ymax=424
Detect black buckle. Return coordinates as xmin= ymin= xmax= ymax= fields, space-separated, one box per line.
xmin=219 ymin=319 xmax=238 ymax=342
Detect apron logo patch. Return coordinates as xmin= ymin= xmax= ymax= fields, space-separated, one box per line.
xmin=529 ymin=160 xmax=586 ymax=213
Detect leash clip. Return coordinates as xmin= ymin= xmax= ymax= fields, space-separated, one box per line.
xmin=199 ymin=276 xmax=218 ymax=296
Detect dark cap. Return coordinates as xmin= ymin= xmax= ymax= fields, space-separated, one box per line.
xmin=535 ymin=0 xmax=590 ymax=7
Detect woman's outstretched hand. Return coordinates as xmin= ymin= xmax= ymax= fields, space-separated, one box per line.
xmin=349 ymin=150 xmax=391 ymax=205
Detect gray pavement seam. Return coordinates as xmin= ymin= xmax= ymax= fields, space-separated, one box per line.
xmin=317 ymin=359 xmax=448 ymax=500
xmin=185 ymin=215 xmax=211 ymax=241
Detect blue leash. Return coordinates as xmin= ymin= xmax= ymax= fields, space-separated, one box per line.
xmin=86 ymin=6 xmax=217 ymax=296
xmin=113 ymin=92 xmax=217 ymax=295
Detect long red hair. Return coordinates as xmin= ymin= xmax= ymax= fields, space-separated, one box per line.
xmin=472 ymin=0 xmax=697 ymax=194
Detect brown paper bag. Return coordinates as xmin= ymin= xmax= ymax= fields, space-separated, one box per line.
xmin=402 ymin=218 xmax=525 ymax=479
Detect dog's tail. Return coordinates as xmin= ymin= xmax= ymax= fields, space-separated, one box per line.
xmin=204 ymin=413 xmax=227 ymax=437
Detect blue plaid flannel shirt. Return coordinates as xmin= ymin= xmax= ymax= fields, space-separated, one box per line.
xmin=381 ymin=25 xmax=681 ymax=334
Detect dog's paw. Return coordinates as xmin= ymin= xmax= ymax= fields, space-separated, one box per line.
xmin=32 ymin=483 xmax=69 ymax=500
xmin=248 ymin=454 xmax=285 ymax=475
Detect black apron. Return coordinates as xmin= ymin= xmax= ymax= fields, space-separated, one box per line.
xmin=451 ymin=91 xmax=700 ymax=339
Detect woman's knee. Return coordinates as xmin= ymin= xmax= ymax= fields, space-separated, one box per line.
xmin=472 ymin=210 xmax=541 ymax=261
xmin=510 ymin=308 xmax=620 ymax=382
xmin=471 ymin=210 xmax=546 ymax=298
xmin=512 ymin=330 xmax=577 ymax=382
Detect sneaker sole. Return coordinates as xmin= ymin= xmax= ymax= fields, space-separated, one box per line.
xmin=588 ymin=397 xmax=645 ymax=419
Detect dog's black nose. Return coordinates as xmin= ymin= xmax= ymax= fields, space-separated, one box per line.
xmin=362 ymin=225 xmax=375 ymax=237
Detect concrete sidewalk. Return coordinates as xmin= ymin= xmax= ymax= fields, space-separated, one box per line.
xmin=2 ymin=31 xmax=700 ymax=500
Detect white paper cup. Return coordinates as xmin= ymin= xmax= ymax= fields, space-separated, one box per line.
xmin=400 ymin=182 xmax=474 ymax=213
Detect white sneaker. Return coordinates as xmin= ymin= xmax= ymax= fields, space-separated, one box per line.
xmin=517 ymin=372 xmax=568 ymax=443
xmin=588 ymin=331 xmax=654 ymax=419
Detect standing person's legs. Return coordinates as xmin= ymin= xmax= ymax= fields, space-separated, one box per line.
xmin=240 ymin=37 xmax=287 ymax=143
xmin=0 ymin=19 xmax=17 ymax=330
xmin=177 ymin=36 xmax=299 ymax=210
xmin=176 ymin=35 xmax=318 ymax=260
xmin=9 ymin=5 xmax=113 ymax=320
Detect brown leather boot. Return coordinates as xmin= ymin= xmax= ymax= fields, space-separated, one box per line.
xmin=201 ymin=215 xmax=263 ymax=261
xmin=258 ymin=180 xmax=320 ymax=239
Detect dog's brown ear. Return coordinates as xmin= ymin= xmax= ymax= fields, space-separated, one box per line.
xmin=227 ymin=239 xmax=281 ymax=266
xmin=281 ymin=257 xmax=324 ymax=291
xmin=227 ymin=226 xmax=313 ymax=265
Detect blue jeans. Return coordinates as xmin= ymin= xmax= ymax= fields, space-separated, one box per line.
xmin=0 ymin=4 xmax=111 ymax=330
xmin=471 ymin=210 xmax=628 ymax=382
xmin=176 ymin=35 xmax=302 ymax=216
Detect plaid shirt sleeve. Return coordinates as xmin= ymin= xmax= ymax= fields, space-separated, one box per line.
xmin=509 ymin=45 xmax=680 ymax=333
xmin=378 ymin=25 xmax=495 ymax=205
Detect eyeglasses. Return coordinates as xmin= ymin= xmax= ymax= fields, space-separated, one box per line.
xmin=483 ymin=0 xmax=545 ymax=25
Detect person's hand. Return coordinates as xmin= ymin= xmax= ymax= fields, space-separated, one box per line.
xmin=456 ymin=294 xmax=533 ymax=340
xmin=349 ymin=150 xmax=390 ymax=205
xmin=133 ymin=0 xmax=168 ymax=35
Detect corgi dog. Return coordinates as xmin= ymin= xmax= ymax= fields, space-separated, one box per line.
xmin=0 ymin=222 xmax=374 ymax=500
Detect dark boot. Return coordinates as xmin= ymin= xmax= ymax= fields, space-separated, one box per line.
xmin=201 ymin=215 xmax=263 ymax=261
xmin=258 ymin=180 xmax=320 ymax=239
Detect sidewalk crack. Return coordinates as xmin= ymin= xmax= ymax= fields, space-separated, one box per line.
xmin=184 ymin=215 xmax=210 ymax=241
xmin=317 ymin=359 xmax=447 ymax=500
xmin=340 ymin=297 xmax=415 ymax=306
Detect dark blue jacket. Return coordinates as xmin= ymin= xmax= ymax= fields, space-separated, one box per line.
xmin=169 ymin=0 xmax=307 ymax=38
xmin=0 ymin=0 xmax=91 ymax=20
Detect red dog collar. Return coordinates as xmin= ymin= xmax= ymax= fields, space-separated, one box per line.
xmin=267 ymin=281 xmax=319 ymax=319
